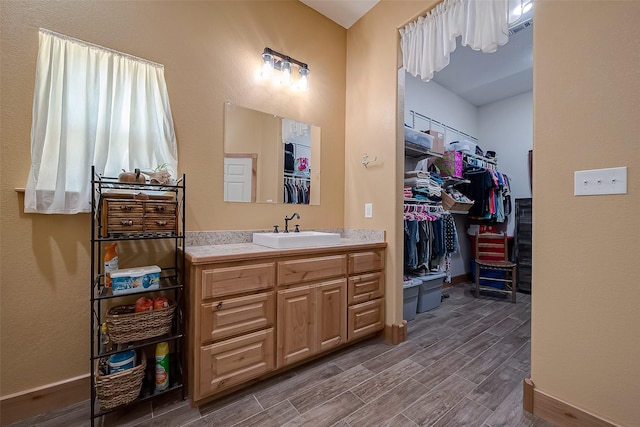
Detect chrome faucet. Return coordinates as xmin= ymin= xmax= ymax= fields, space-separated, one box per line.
xmin=284 ymin=212 xmax=300 ymax=233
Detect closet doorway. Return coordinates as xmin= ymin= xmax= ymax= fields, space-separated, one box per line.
xmin=400 ymin=4 xmax=533 ymax=292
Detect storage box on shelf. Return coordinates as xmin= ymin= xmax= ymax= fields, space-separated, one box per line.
xmin=89 ymin=167 xmax=186 ymax=426
xmin=441 ymin=191 xmax=474 ymax=213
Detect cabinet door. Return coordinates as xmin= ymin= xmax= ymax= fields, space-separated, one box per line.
xmin=277 ymin=286 xmax=315 ymax=368
xmin=348 ymin=272 xmax=384 ymax=305
xmin=200 ymin=292 xmax=275 ymax=344
xmin=316 ymin=279 xmax=347 ymax=353
xmin=348 ymin=298 xmax=384 ymax=342
xmin=199 ymin=328 xmax=274 ymax=398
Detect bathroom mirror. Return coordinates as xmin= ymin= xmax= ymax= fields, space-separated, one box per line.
xmin=223 ymin=102 xmax=321 ymax=205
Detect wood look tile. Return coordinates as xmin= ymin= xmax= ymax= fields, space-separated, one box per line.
xmin=101 ymin=402 xmax=153 ymax=427
xmin=455 ymin=332 xmax=503 ymax=358
xmin=409 ymin=337 xmax=463 ymax=368
xmin=190 ymin=395 xmax=262 ymax=427
xmin=411 ymin=350 xmax=473 ymax=391
xmin=466 ymin=365 xmax=527 ymax=411
xmin=492 ymin=320 xmax=530 ymax=356
xmin=483 ymin=378 xmax=536 ymax=427
xmin=352 ymin=359 xmax=425 ymax=403
xmin=234 ymin=400 xmax=299 ymax=427
xmin=402 ymin=374 xmax=477 ymax=426
xmin=455 ymin=347 xmax=513 ymax=385
xmin=289 ymin=364 xmax=373 ymax=414
xmin=361 ymin=342 xmax=422 ymax=374
xmin=283 ymin=391 xmax=363 ymax=427
xmin=134 ymin=403 xmax=202 ymax=427
xmin=431 ymin=397 xmax=493 ymax=426
xmin=344 ymin=378 xmax=428 ymax=427
xmin=506 ymin=341 xmax=531 ymax=374
xmin=411 ymin=324 xmax=458 ymax=349
xmin=384 ymin=413 xmax=419 ymax=427
xmin=8 ymin=400 xmax=91 ymax=427
xmin=254 ymin=362 xmax=343 ymax=409
xmin=329 ymin=338 xmax=394 ymax=371
xmin=485 ymin=316 xmax=523 ymax=337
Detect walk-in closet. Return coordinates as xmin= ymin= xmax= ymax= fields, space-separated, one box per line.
xmin=401 ymin=4 xmax=534 ymax=319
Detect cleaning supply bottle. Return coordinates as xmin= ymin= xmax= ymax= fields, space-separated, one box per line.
xmin=155 ymin=342 xmax=170 ymax=391
xmin=100 ymin=322 xmax=109 ymax=354
xmin=104 ymin=243 xmax=118 ymax=288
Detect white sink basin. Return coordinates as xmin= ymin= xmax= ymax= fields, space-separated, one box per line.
xmin=252 ymin=231 xmax=341 ymax=249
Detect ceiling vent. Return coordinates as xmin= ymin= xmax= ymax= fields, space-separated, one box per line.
xmin=509 ymin=18 xmax=533 ymax=35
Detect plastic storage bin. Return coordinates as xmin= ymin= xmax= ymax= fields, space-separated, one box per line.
xmin=111 ymin=265 xmax=161 ymax=295
xmin=403 ymin=278 xmax=422 ymax=321
xmin=416 ymin=272 xmax=446 ymax=313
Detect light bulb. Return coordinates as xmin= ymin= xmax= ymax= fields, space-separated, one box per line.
xmin=280 ymin=60 xmax=291 ymax=85
xmin=261 ymin=52 xmax=274 ymax=78
xmin=298 ymin=66 xmax=310 ymax=91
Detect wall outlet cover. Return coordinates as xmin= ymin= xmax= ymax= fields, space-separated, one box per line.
xmin=364 ymin=203 xmax=373 ymax=218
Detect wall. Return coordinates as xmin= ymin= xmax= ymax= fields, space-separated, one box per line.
xmin=533 ymin=1 xmax=640 ymax=425
xmin=0 ymin=0 xmax=346 ymax=398
xmin=478 ymin=91 xmax=532 ymax=236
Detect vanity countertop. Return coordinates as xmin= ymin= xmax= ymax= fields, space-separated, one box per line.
xmin=183 ymin=238 xmax=387 ymax=264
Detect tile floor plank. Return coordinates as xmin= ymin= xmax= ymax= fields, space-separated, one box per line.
xmin=232 ymin=400 xmax=299 ymax=427
xmin=431 ymin=397 xmax=493 ymax=427
xmin=351 ymin=358 xmax=425 ymax=403
xmin=282 ymin=391 xmax=363 ymax=427
xmin=466 ymin=365 xmax=528 ymax=411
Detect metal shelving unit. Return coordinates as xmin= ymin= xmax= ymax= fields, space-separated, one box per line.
xmin=89 ymin=166 xmax=186 ymax=425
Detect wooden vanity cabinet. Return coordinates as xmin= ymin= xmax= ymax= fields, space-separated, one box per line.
xmin=186 ymin=244 xmax=385 ymax=405
xmin=347 ymin=250 xmax=385 ymax=341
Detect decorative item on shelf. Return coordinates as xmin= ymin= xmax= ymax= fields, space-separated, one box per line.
xmin=94 ymin=352 xmax=146 ymax=410
xmin=118 ymin=168 xmax=146 ymax=184
xmin=141 ymin=163 xmax=172 ymax=185
xmin=105 ymin=301 xmax=176 ymax=344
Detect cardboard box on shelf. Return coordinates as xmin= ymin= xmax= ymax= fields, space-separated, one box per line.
xmin=425 ymin=130 xmax=444 ymax=154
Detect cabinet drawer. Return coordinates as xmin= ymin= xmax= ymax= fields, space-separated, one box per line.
xmin=348 ymin=298 xmax=384 ymax=342
xmin=145 ymin=201 xmax=177 ymax=215
xmin=106 ymin=216 xmax=144 ymax=234
xmin=201 ymin=292 xmax=275 ymax=344
xmin=348 ymin=251 xmax=384 ymax=274
xmin=348 ymin=272 xmax=384 ymax=305
xmin=199 ymin=328 xmax=274 ymax=397
xmin=105 ymin=200 xmax=145 ymax=216
xmin=278 ymin=255 xmax=347 ymax=286
xmin=202 ymin=262 xmax=275 ymax=299
xmin=144 ymin=216 xmax=177 ymax=233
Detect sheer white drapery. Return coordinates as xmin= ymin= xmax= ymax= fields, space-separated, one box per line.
xmin=400 ymin=0 xmax=509 ymax=82
xmin=25 ymin=29 xmax=178 ymax=214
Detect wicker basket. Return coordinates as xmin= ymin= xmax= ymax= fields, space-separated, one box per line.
xmin=106 ymin=302 xmax=175 ymax=344
xmin=95 ymin=352 xmax=146 ymax=410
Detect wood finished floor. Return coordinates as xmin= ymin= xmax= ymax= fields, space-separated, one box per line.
xmin=9 ymin=283 xmax=554 ymax=427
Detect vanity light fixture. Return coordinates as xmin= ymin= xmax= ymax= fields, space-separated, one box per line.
xmin=260 ymin=47 xmax=310 ymax=91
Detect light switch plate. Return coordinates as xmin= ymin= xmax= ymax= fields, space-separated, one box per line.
xmin=364 ymin=203 xmax=373 ymax=218
xmin=574 ymin=167 xmax=627 ymax=196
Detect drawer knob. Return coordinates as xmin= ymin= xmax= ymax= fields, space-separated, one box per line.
xmin=120 ymin=205 xmax=132 ymax=211
xmin=155 ymin=206 xmax=166 ymax=212
xmin=216 ymin=302 xmax=223 ymax=309
xmin=156 ymin=220 xmax=167 ymax=226
xmin=120 ymin=220 xmax=133 ymax=226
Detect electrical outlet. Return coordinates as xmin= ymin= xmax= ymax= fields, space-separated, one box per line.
xmin=364 ymin=203 xmax=373 ymax=218
xmin=574 ymin=167 xmax=627 ymax=196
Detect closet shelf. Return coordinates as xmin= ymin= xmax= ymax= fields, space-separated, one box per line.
xmin=404 ymin=141 xmax=443 ymax=159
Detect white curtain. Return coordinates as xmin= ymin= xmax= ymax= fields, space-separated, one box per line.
xmin=400 ymin=0 xmax=509 ymax=82
xmin=25 ymin=29 xmax=178 ymax=214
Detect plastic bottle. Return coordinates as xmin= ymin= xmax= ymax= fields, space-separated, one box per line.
xmin=104 ymin=243 xmax=118 ymax=288
xmin=155 ymin=342 xmax=169 ymax=392
xmin=100 ymin=323 xmax=109 ymax=354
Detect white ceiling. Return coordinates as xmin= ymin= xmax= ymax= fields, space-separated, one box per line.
xmin=299 ymin=0 xmax=533 ymax=107
xmin=299 ymin=0 xmax=380 ymax=29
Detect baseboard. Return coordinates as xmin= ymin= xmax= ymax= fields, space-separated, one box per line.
xmin=523 ymin=377 xmax=616 ymax=427
xmin=444 ymin=273 xmax=470 ymax=288
xmin=384 ymin=320 xmax=407 ymax=344
xmin=0 ymin=374 xmax=89 ymax=426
